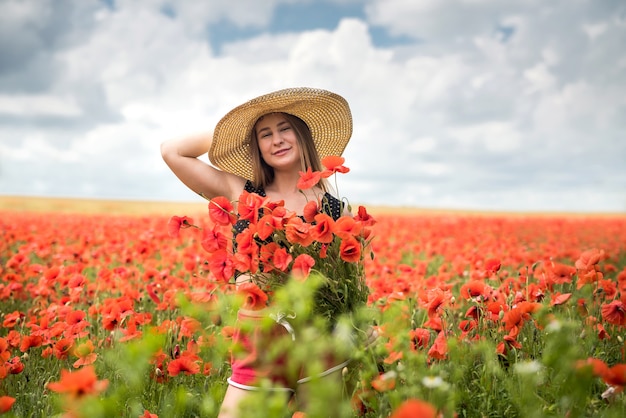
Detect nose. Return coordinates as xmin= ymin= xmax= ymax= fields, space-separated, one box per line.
xmin=272 ymin=130 xmax=284 ymax=145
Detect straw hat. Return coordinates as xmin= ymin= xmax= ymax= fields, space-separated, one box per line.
xmin=209 ymin=87 xmax=353 ymax=180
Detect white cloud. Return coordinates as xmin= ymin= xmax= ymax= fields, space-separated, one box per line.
xmin=583 ymin=22 xmax=608 ymax=40
xmin=407 ymin=137 xmax=437 ymax=154
xmin=0 ymin=94 xmax=82 ymax=117
xmin=365 ymin=0 xmax=520 ymax=41
xmin=523 ymin=63 xmax=556 ymax=94
xmin=449 ymin=122 xmax=523 ymax=153
xmin=0 ymin=137 xmax=77 ymax=162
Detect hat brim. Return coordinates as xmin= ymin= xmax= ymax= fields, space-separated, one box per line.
xmin=209 ymin=87 xmax=353 ymax=180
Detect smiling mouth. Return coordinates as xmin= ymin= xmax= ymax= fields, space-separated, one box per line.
xmin=273 ymin=148 xmax=291 ymax=155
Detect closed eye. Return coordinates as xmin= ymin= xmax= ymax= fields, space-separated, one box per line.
xmin=277 ymin=121 xmax=292 ymax=132
xmin=257 ymin=128 xmax=272 ymax=138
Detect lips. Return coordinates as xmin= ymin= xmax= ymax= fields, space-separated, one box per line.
xmin=273 ymin=147 xmax=291 ymax=156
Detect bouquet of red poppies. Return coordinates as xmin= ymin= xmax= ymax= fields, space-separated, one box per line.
xmin=188 ymin=156 xmax=375 ymax=322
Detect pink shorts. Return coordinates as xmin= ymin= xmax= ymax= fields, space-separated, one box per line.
xmin=227 ymin=309 xmax=349 ymax=392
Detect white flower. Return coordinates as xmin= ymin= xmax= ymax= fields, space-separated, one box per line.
xmin=422 ymin=375 xmax=449 ymax=390
xmin=381 ymin=370 xmax=397 ymax=381
xmin=545 ymin=319 xmax=562 ymax=333
xmin=602 ymin=385 xmax=618 ymax=401
xmin=513 ymin=360 xmax=543 ymax=375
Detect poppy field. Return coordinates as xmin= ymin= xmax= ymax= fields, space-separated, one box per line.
xmin=1 ymin=202 xmax=626 ymax=417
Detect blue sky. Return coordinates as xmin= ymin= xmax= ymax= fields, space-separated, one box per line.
xmin=203 ymin=1 xmax=413 ymax=52
xmin=0 ymin=0 xmax=625 ymax=213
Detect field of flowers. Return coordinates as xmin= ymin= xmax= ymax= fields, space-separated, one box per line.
xmin=1 ymin=205 xmax=626 ymax=417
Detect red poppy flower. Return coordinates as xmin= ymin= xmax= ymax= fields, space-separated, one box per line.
xmin=339 ymin=236 xmax=362 ymax=263
xmin=47 ymin=365 xmax=109 ymax=398
xmin=53 ymin=338 xmax=74 ymax=360
xmin=0 ymin=396 xmax=16 ymax=413
xmin=604 ymin=364 xmax=626 ymax=387
xmin=503 ymin=308 xmax=527 ymax=335
xmin=233 ymin=252 xmax=258 ymax=275
xmin=235 ymin=227 xmax=258 ymax=256
xmin=68 ymin=274 xmax=86 ymax=288
xmin=302 ymin=200 xmax=319 ymax=223
xmin=311 ymin=213 xmax=335 ymax=244
xmin=208 ymin=196 xmax=236 ymax=225
xmin=354 ymin=205 xmax=376 ymax=226
xmin=297 ymin=167 xmax=322 ymax=190
xmin=237 ymin=282 xmax=268 ymax=310
xmin=2 ymin=311 xmax=23 ymax=328
xmin=550 ymin=292 xmax=572 ymax=306
xmin=575 ymin=248 xmax=604 ymax=271
xmin=426 ymin=288 xmax=449 ymax=317
xmin=390 ymin=399 xmax=437 ymax=418
xmin=66 ymin=310 xmax=87 ymax=325
xmin=409 ymin=328 xmax=431 ymax=350
xmin=460 ymin=280 xmax=492 ymax=301
xmin=167 ymin=355 xmax=201 ymax=376
xmin=259 ymin=242 xmax=280 ymax=273
xmin=7 ymin=356 xmax=24 ymax=374
xmin=272 ymin=247 xmax=293 ymax=272
xmin=547 ymin=261 xmax=577 ymax=284
xmin=384 ymin=349 xmax=403 ymax=364
xmin=484 ymin=258 xmax=501 ymax=275
xmin=321 ymin=155 xmax=350 ymax=177
xmin=5 ymin=331 xmax=20 ymax=347
xmin=292 ymin=254 xmax=315 ymax=280
xmin=257 ymin=214 xmax=280 ymax=241
xmin=334 ymin=216 xmax=361 ymax=239
xmin=237 ymin=191 xmax=267 ymax=224
xmin=601 ymin=300 xmax=626 ymax=326
xmin=146 ymin=283 xmax=161 ymax=304
xmin=19 ymin=335 xmax=43 ymax=352
xmin=285 ymin=217 xmax=314 ymax=247
xmin=496 ymin=334 xmax=523 ymax=355
xmin=179 ymin=317 xmax=201 ymax=338
xmin=371 ymin=371 xmax=396 ymax=392
xmin=201 ymin=224 xmax=229 ymax=253
xmin=575 ymin=357 xmax=609 ymax=377
xmin=167 ymin=216 xmax=194 ymax=238
xmin=517 ymin=301 xmax=541 ymax=314
xmin=207 ymin=249 xmax=234 ymax=283
xmin=597 ymin=323 xmax=610 ymax=340
xmin=43 ymin=265 xmax=61 ymax=282
xmin=427 ymin=331 xmax=448 ymax=360
xmin=268 ymin=204 xmax=289 ymax=220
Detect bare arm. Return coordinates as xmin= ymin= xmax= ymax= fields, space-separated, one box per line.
xmin=160 ymin=132 xmax=246 ymax=201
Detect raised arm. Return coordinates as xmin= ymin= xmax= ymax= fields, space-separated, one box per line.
xmin=161 ymin=132 xmax=246 ymax=201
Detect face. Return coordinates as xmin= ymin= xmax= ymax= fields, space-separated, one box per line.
xmin=254 ymin=113 xmax=301 ymax=171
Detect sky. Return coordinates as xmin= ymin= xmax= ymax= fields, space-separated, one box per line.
xmin=0 ymin=0 xmax=625 ymax=213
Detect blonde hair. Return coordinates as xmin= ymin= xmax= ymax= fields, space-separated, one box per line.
xmin=250 ymin=113 xmax=328 ymax=192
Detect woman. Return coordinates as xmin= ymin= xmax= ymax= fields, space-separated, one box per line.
xmin=161 ymin=87 xmax=357 ymax=417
